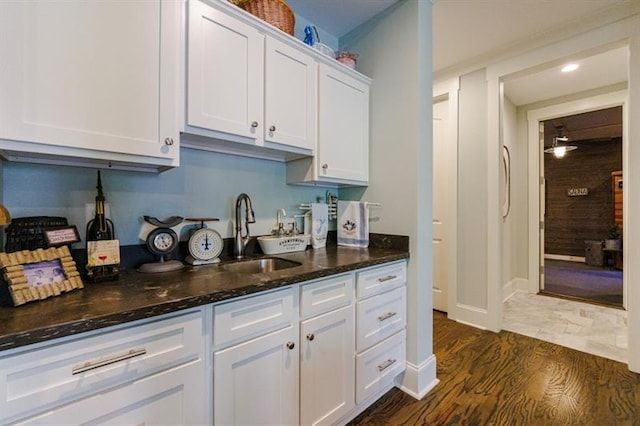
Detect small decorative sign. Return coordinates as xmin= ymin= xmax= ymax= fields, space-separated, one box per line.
xmin=87 ymin=240 xmax=120 ymax=267
xmin=44 ymin=226 xmax=81 ymax=247
xmin=567 ymin=188 xmax=589 ymax=197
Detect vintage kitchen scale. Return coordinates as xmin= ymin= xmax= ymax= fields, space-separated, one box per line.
xmin=184 ymin=217 xmax=223 ymax=266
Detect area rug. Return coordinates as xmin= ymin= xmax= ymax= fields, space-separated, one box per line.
xmin=542 ymin=259 xmax=623 ymax=307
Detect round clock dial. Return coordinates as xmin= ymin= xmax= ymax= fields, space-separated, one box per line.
xmin=188 ymin=228 xmax=223 ymax=261
xmin=146 ymin=227 xmax=179 ymax=257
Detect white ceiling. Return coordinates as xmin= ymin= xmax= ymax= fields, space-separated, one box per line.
xmin=285 ymin=0 xmax=634 ymax=106
xmin=504 ymin=46 xmax=628 ymax=106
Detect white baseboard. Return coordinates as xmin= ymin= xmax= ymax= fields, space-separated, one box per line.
xmin=397 ymin=354 xmax=439 ymax=400
xmin=544 ymin=253 xmax=585 ymax=263
xmin=502 ymin=278 xmax=529 ymax=302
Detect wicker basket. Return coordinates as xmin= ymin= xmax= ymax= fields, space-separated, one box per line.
xmin=239 ymin=0 xmax=295 ymax=36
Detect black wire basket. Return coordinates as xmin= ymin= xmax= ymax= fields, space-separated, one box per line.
xmin=4 ymin=216 xmax=69 ymax=253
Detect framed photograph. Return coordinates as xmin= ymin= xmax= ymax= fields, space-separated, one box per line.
xmin=0 ymin=246 xmax=84 ymax=307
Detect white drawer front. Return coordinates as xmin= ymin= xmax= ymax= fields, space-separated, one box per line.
xmin=0 ymin=310 xmax=203 ymax=422
xmin=213 ymin=288 xmax=294 ymax=348
xmin=356 ymin=261 xmax=406 ymax=299
xmin=356 ymin=330 xmax=406 ymax=404
xmin=357 ymin=286 xmax=406 ymax=352
xmin=300 ymin=273 xmax=354 ymax=318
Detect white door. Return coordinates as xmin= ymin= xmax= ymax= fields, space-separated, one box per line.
xmin=300 ymin=305 xmax=355 ymax=426
xmin=433 ymin=99 xmax=450 ymax=312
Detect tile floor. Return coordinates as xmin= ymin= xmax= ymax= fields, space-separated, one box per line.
xmin=502 ymin=291 xmax=628 ymax=364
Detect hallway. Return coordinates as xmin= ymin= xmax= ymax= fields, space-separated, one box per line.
xmin=503 ymin=291 xmax=627 ymax=363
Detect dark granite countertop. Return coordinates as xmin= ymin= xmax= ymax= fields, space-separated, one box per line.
xmin=0 ymin=241 xmax=409 ymax=353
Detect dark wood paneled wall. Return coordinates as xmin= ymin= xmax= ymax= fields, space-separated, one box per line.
xmin=544 ymin=138 xmax=622 ymax=257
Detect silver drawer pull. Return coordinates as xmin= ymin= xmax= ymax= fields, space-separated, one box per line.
xmin=72 ymin=348 xmax=147 ymax=375
xmin=377 ymin=275 xmax=397 ymax=283
xmin=377 ymin=312 xmax=397 ymax=322
xmin=377 ymin=358 xmax=397 ymax=372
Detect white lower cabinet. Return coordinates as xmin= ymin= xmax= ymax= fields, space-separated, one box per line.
xmin=212 ymin=262 xmax=406 ymax=425
xmin=355 ymin=261 xmax=408 ymax=406
xmin=300 ymin=277 xmax=355 ymax=426
xmin=212 ymin=288 xmax=298 ymax=425
xmin=11 ymin=361 xmax=203 ymax=426
xmin=214 ymin=325 xmax=299 ymax=425
xmin=0 ymin=309 xmax=207 ymax=425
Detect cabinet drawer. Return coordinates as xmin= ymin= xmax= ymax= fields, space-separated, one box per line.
xmin=357 ymin=261 xmax=406 ymax=299
xmin=0 ymin=310 xmax=203 ymax=422
xmin=300 ymin=273 xmax=354 ymax=318
xmin=356 ymin=330 xmax=406 ymax=404
xmin=213 ymin=288 xmax=294 ymax=348
xmin=8 ymin=361 xmax=204 ymax=426
xmin=356 ymin=286 xmax=406 ymax=351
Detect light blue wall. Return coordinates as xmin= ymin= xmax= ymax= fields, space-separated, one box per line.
xmin=2 ymin=148 xmax=333 ymax=246
xmin=293 ymin=14 xmax=339 ymax=51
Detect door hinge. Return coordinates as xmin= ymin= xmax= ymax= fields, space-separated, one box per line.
xmin=540 ymin=265 xmax=544 ymax=275
xmin=540 ymin=177 xmax=545 ymax=185
xmin=539 ymin=221 xmax=544 ymax=230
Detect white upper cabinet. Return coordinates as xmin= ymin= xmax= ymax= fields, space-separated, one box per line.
xmin=0 ymin=0 xmax=181 ymax=172
xmin=185 ymin=0 xmax=316 ymax=158
xmin=317 ymin=64 xmax=370 ymax=183
xmin=287 ymin=63 xmax=370 ymax=186
xmin=187 ymin=0 xmax=264 ymax=141
xmin=264 ymin=36 xmax=317 ymax=152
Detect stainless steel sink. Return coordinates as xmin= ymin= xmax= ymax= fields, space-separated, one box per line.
xmin=221 ymin=257 xmax=302 ymax=274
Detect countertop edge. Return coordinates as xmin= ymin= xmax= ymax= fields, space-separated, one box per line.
xmin=0 ymin=250 xmax=408 ymax=353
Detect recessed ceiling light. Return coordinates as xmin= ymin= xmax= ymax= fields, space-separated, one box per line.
xmin=561 ymin=63 xmax=579 ymax=73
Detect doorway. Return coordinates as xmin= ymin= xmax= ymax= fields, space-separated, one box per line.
xmin=540 ymin=107 xmax=623 ymax=308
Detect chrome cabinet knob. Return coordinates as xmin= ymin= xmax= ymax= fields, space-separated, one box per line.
xmin=164 ymin=137 xmax=174 ymax=146
xmin=286 ymin=341 xmax=295 ymax=350
xmin=306 ymin=333 xmax=315 ymax=341
xmin=269 ymin=125 xmax=276 ymax=132
xmin=322 ymin=163 xmax=328 ymax=170
xmin=251 ymin=121 xmax=259 ymax=128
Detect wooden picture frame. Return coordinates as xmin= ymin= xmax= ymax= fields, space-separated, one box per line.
xmin=0 ymin=246 xmax=84 ymax=306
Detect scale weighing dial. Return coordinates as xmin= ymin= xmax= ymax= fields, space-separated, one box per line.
xmin=186 ymin=217 xmax=223 ymax=265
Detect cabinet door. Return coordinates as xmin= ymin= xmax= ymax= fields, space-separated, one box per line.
xmin=9 ymin=361 xmax=205 ymax=426
xmin=318 ymin=64 xmax=369 ymax=182
xmin=264 ymin=37 xmax=316 ymax=153
xmin=214 ymin=326 xmax=298 ymax=425
xmin=300 ymin=305 xmax=355 ymax=426
xmin=187 ymin=0 xmax=264 ymax=141
xmin=0 ymin=0 xmax=179 ymax=164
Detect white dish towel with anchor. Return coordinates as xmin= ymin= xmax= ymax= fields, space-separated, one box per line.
xmin=337 ymin=201 xmax=369 ymax=247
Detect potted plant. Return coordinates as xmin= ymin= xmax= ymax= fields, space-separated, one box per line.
xmin=605 ymin=224 xmax=622 ymax=250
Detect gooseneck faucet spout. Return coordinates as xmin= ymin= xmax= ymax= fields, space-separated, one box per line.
xmin=235 ymin=193 xmax=255 ymax=259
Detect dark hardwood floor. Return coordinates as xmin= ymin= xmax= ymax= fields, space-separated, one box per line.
xmin=349 ymin=311 xmax=640 ymax=425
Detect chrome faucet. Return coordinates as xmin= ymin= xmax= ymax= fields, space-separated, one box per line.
xmin=235 ymin=193 xmax=256 ymax=259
